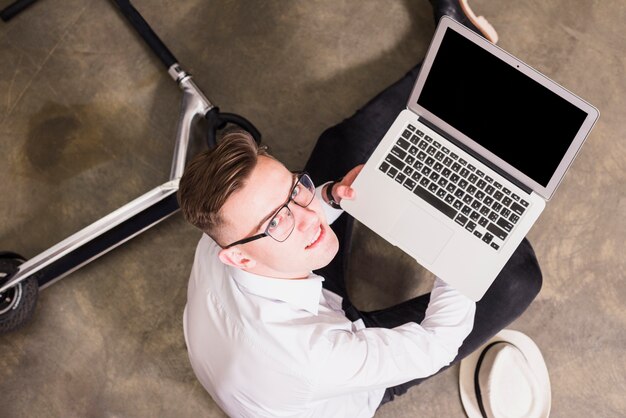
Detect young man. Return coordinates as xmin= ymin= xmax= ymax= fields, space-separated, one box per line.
xmin=179 ymin=2 xmax=542 ymax=417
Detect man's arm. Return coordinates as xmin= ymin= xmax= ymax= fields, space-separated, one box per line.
xmin=311 ymin=278 xmax=475 ymax=398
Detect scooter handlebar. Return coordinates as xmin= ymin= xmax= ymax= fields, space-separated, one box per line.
xmin=111 ymin=0 xmax=177 ymax=69
xmin=205 ymin=108 xmax=262 ymax=149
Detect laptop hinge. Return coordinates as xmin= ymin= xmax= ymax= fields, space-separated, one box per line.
xmin=418 ymin=117 xmax=533 ymax=195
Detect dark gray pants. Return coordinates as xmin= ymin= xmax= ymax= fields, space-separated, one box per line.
xmin=305 ymin=63 xmax=543 ymax=406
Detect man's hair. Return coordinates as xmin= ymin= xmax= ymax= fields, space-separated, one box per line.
xmin=178 ymin=129 xmax=269 ymax=240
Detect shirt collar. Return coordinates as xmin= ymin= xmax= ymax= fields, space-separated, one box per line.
xmin=230 ymin=267 xmax=324 ymax=315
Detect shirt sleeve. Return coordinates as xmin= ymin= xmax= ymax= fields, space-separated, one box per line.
xmin=315 ymin=182 xmax=344 ymax=225
xmin=311 ymin=277 xmax=475 ymax=399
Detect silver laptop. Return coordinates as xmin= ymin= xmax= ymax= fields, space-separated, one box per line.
xmin=341 ymin=17 xmax=599 ymax=301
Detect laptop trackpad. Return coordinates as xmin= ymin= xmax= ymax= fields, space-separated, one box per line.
xmin=389 ymin=204 xmax=454 ymax=264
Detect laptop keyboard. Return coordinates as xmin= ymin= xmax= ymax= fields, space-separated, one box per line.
xmin=378 ymin=124 xmax=530 ymax=251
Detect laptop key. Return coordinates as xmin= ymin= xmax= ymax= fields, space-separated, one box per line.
xmin=502 ymin=196 xmax=513 ymax=207
xmin=483 ymin=196 xmax=494 ymax=206
xmin=480 ymin=205 xmax=490 ymax=216
xmin=422 ymin=167 xmax=432 ymax=176
xmin=442 ymin=168 xmax=452 ymax=178
xmin=413 ymin=185 xmax=457 ymax=219
xmin=403 ymin=178 xmax=417 ymax=191
xmin=418 ymin=141 xmax=428 ymax=150
xmin=432 ymin=141 xmax=441 ymax=149
xmin=405 ymin=155 xmax=416 ymax=166
xmin=450 ymin=174 xmax=461 ymax=183
xmin=497 ymin=217 xmax=513 ymax=232
xmin=476 ymin=170 xmax=485 ymax=177
xmin=463 ymin=195 xmax=473 ymax=205
xmin=410 ymin=135 xmax=420 ymax=145
xmin=485 ymin=175 xmax=494 ymax=183
xmin=403 ymin=166 xmax=414 ymax=176
xmin=460 ymin=168 xmax=470 ymax=178
xmin=485 ymin=185 xmax=495 ymax=195
xmin=420 ymin=177 xmax=430 ymax=187
xmin=442 ymin=146 xmax=450 ymax=154
xmin=491 ymin=242 xmax=500 ymax=250
xmin=428 ymin=183 xmax=438 ymax=193
xmin=473 ymin=230 xmax=483 ymax=239
xmin=453 ymin=199 xmax=463 ymax=210
xmin=426 ymin=157 xmax=435 ymax=166
xmin=510 ymin=213 xmax=520 ymax=223
xmin=435 ymin=151 xmax=445 ymax=161
xmin=461 ymin=205 xmax=472 ymax=215
xmin=487 ymin=223 xmax=508 ymax=240
xmin=511 ymin=202 xmax=526 ymax=215
xmin=395 ymin=173 xmax=406 ymax=184
xmin=452 ymin=163 xmax=462 ymax=172
xmin=427 ymin=146 xmax=436 ymax=155
xmin=429 ymin=172 xmax=440 ymax=182
xmin=465 ymin=221 xmax=477 ymax=232
xmin=409 ymin=146 xmax=419 ymax=156
xmin=467 ymin=164 xmax=476 ymax=172
xmin=407 ymin=124 xmax=416 ymax=131
xmin=492 ymin=202 xmax=503 ymax=212
xmin=470 ymin=211 xmax=480 ymax=221
xmin=443 ymin=157 xmax=453 ymax=167
xmin=417 ymin=151 xmax=427 ymax=161
xmin=413 ymin=161 xmax=424 ymax=171
xmin=396 ymin=137 xmax=411 ymax=150
xmin=385 ymin=154 xmax=405 ymax=171
xmin=379 ymin=162 xmax=390 ymax=172
xmin=450 ymin=152 xmax=459 ymax=160
xmin=511 ymin=193 xmax=520 ymax=201
xmin=411 ymin=171 xmax=422 ymax=181
xmin=488 ymin=211 xmax=499 ymax=222
xmin=424 ymin=135 xmax=433 ymax=142
xmin=402 ymin=129 xmax=412 ymax=139
xmin=494 ymin=181 xmax=502 ymax=189
xmin=501 ymin=208 xmax=511 ymax=218
xmin=477 ymin=179 xmax=487 ymax=189
xmin=454 ymin=189 xmax=465 ymax=199
xmin=434 ymin=162 xmax=444 ymax=172
xmin=503 ymin=187 xmax=511 ymax=195
xmin=493 ymin=191 xmax=504 ymax=201
xmin=475 ymin=190 xmax=485 ymax=200
xmin=471 ymin=200 xmax=481 ymax=210
xmin=445 ymin=194 xmax=455 ymax=204
xmin=468 ymin=174 xmax=478 ymax=184
xmin=467 ymin=185 xmax=477 ymax=195
xmin=478 ymin=217 xmax=489 ymax=227
xmin=459 ymin=158 xmax=467 ymax=166
xmin=482 ymin=232 xmax=494 ymax=244
xmin=459 ymin=179 xmax=469 ymax=189
xmin=438 ymin=178 xmax=448 ymax=188
xmin=446 ymin=183 xmax=456 ymax=193
xmin=390 ymin=146 xmax=407 ymax=160
xmin=416 ymin=129 xmax=424 ymax=137
xmin=520 ymin=199 xmax=530 ymax=208
xmin=455 ymin=214 xmax=468 ymax=226
xmin=387 ymin=167 xmax=397 ymax=178
xmin=436 ymin=189 xmax=446 ymax=199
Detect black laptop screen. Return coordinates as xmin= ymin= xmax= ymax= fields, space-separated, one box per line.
xmin=416 ymin=29 xmax=588 ymax=187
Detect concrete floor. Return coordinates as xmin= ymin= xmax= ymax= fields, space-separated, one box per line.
xmin=0 ymin=0 xmax=624 ymax=416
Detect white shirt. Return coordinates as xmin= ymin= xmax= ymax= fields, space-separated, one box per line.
xmin=183 ymin=187 xmax=476 ymax=418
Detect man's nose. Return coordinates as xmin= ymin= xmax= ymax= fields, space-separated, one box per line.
xmin=293 ymin=204 xmax=318 ymax=232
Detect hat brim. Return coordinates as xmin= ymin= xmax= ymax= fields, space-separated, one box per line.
xmin=459 ymin=329 xmax=551 ymax=418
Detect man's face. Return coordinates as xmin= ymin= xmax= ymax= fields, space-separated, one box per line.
xmin=218 ymin=156 xmax=339 ymax=279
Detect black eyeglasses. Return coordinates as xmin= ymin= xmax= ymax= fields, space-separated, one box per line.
xmin=222 ymin=172 xmax=316 ymax=249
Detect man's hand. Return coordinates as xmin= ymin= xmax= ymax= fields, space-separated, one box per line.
xmin=324 ymin=165 xmax=364 ymax=206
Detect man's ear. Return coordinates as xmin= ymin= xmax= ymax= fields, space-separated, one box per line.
xmin=218 ymin=247 xmax=257 ymax=270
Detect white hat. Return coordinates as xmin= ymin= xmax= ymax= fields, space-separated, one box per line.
xmin=459 ymin=329 xmax=551 ymax=418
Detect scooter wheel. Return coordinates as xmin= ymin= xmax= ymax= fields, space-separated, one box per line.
xmin=0 ymin=253 xmax=38 ymax=334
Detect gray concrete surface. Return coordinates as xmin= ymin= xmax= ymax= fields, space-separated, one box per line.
xmin=0 ymin=0 xmax=624 ymax=417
